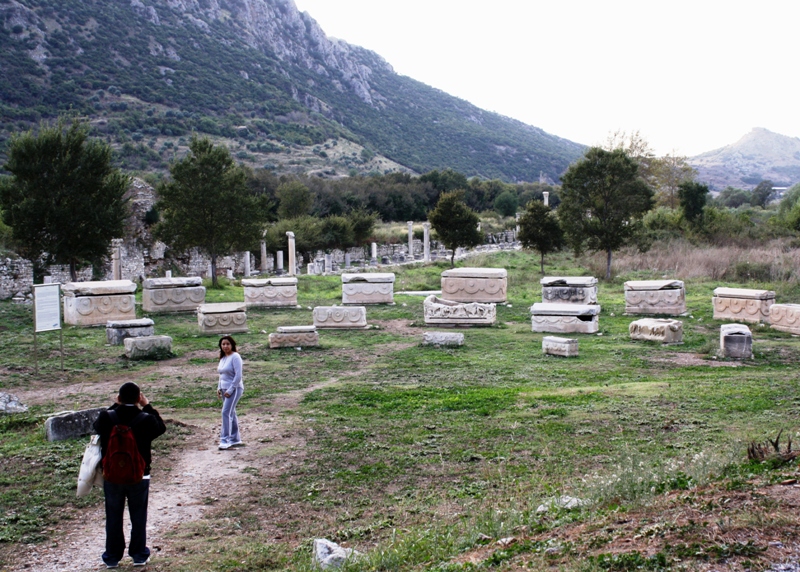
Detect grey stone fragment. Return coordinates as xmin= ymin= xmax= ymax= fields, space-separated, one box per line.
xmin=45 ymin=407 xmax=106 ymax=441
xmin=106 ymin=318 xmax=155 ymax=345
xmin=312 ymin=538 xmax=361 ymax=570
xmin=124 ymin=335 xmax=173 ymax=360
xmin=0 ymin=392 xmax=28 ymax=414
xmin=422 ymin=332 xmax=464 ymax=347
xmin=720 ymin=324 xmax=753 ymax=359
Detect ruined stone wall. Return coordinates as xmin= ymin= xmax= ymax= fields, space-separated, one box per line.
xmin=0 ymin=258 xmax=33 ymax=300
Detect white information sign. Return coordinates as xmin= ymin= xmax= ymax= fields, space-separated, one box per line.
xmin=34 ymin=283 xmax=62 ymax=332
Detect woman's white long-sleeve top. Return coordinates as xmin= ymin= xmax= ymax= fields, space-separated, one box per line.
xmin=217 ymin=352 xmax=244 ymax=392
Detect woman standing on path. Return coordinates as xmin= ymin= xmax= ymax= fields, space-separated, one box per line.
xmin=217 ymin=335 xmax=244 ymax=450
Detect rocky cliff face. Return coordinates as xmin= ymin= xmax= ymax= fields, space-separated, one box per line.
xmin=690 ymin=128 xmax=800 ymax=190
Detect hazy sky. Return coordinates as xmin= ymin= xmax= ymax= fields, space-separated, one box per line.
xmin=292 ymin=0 xmax=799 ymax=157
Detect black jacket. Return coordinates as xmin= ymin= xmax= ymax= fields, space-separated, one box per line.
xmin=93 ymin=403 xmax=167 ymax=476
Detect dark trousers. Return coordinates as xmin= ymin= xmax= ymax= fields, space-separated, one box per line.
xmin=102 ymin=478 xmax=151 ymax=565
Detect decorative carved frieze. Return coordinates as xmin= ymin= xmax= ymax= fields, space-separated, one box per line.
xmin=142 ymin=278 xmax=206 ymax=313
xmin=197 ymin=302 xmax=248 ymax=334
xmin=769 ymin=303 xmax=800 ymax=335
xmin=62 ymin=280 xmax=137 ymax=326
xmin=313 ymin=306 xmax=368 ymax=329
xmin=712 ymin=287 xmax=775 ymax=323
xmin=242 ymin=277 xmax=298 ymax=307
xmin=269 ymin=326 xmax=319 ymax=348
xmin=423 ymin=295 xmax=496 ymax=326
xmin=628 ymin=318 xmax=683 ymax=344
xmin=540 ymin=276 xmax=598 ymax=304
xmin=441 ymin=267 xmax=507 ymax=303
xmin=624 ymin=280 xmax=686 ymax=315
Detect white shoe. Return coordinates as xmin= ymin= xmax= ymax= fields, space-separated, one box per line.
xmin=218 ymin=442 xmax=232 ymax=450
xmin=230 ymin=441 xmax=244 ymax=448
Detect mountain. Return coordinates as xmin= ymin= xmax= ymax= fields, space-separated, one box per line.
xmin=0 ymin=0 xmax=585 ymax=182
xmin=689 ymin=128 xmax=800 ymax=190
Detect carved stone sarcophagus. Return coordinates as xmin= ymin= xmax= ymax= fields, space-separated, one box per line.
xmin=313 ymin=306 xmax=368 ymax=329
xmin=712 ymin=287 xmax=775 ymax=323
xmin=628 ymin=318 xmax=683 ymax=344
xmin=530 ymin=303 xmax=600 ymax=334
xmin=769 ymin=303 xmax=800 ymax=335
xmin=624 ymin=280 xmax=686 ymax=315
xmin=268 ymin=325 xmax=319 ymax=348
xmin=540 ymin=276 xmax=598 ymax=305
xmin=441 ymin=267 xmax=507 ymax=303
xmin=197 ymin=302 xmax=248 ymax=334
xmin=423 ymin=294 xmax=496 ymax=326
xmin=242 ymin=277 xmax=298 ymax=308
xmin=542 ymin=336 xmax=579 ymax=357
xmin=62 ymin=280 xmax=137 ymax=326
xmin=142 ymin=277 xmax=205 ymax=313
xmin=341 ymin=273 xmax=395 ymax=305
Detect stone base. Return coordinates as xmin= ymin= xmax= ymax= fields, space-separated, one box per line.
xmin=712 ymin=288 xmax=775 ymax=323
xmin=63 ymin=294 xmax=136 ymax=326
xmin=423 ymin=295 xmax=496 ymax=326
xmin=422 ymin=332 xmax=464 ymax=347
xmin=769 ymin=303 xmax=800 ymax=335
xmin=542 ymin=336 xmax=578 ymax=357
xmin=124 ymin=335 xmax=173 ymax=360
xmin=106 ymin=318 xmax=155 ymax=345
xmin=628 ymin=318 xmax=683 ymax=344
xmin=142 ymin=286 xmax=206 ymax=313
xmin=197 ymin=303 xmax=248 ymax=334
xmin=313 ymin=306 xmax=367 ymax=329
xmin=532 ymin=315 xmax=599 ymax=334
xmin=720 ymin=324 xmax=753 ymax=359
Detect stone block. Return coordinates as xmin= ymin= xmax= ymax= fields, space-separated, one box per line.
xmin=624 ymin=280 xmax=686 ymax=315
xmin=542 ymin=336 xmax=579 ymax=357
xmin=540 ymin=276 xmax=598 ymax=304
xmin=124 ymin=335 xmax=173 ymax=360
xmin=106 ymin=318 xmax=155 ymax=345
xmin=341 ymin=273 xmax=395 ymax=304
xmin=441 ymin=267 xmax=507 ymax=303
xmin=628 ymin=318 xmax=683 ymax=344
xmin=142 ymin=277 xmax=206 ymax=313
xmin=0 ymin=392 xmax=28 ymax=414
xmin=530 ymin=303 xmax=600 ymax=334
xmin=269 ymin=325 xmax=319 ymax=348
xmin=243 ymin=277 xmax=298 ymax=307
xmin=197 ymin=302 xmax=248 ymax=334
xmin=313 ymin=306 xmax=367 ymax=329
xmin=62 ymin=280 xmax=137 ymax=326
xmin=44 ymin=407 xmax=107 ymax=442
xmin=769 ymin=303 xmax=800 ymax=335
xmin=423 ymin=295 xmax=496 ymax=326
xmin=422 ymin=332 xmax=465 ymax=347
xmin=712 ymin=287 xmax=775 ymax=323
xmin=720 ymin=324 xmax=753 ymax=359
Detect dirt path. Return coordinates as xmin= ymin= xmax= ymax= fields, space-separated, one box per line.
xmin=4 ymin=378 xmax=338 ymax=572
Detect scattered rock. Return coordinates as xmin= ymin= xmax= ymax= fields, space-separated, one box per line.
xmin=535 ymin=495 xmax=588 ymax=513
xmin=313 ymin=538 xmax=361 ymax=569
xmin=0 ymin=392 xmax=28 ymax=414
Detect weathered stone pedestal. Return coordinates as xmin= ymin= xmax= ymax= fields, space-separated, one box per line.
xmin=628 ymin=318 xmax=683 ymax=344
xmin=142 ymin=277 xmax=206 ymax=313
xmin=124 ymin=335 xmax=173 ymax=360
xmin=313 ymin=306 xmax=368 ymax=329
xmin=540 ymin=276 xmax=598 ymax=305
xmin=624 ymin=280 xmax=686 ymax=315
xmin=342 ymin=273 xmax=395 ymax=304
xmin=243 ymin=277 xmax=298 ymax=307
xmin=268 ymin=325 xmax=319 ymax=348
xmin=720 ymin=324 xmax=753 ymax=359
xmin=423 ymin=295 xmax=496 ymax=326
xmin=769 ymin=303 xmax=800 ymax=335
xmin=530 ymin=303 xmax=600 ymax=334
xmin=422 ymin=332 xmax=465 ymax=347
xmin=712 ymin=287 xmax=775 ymax=323
xmin=542 ymin=336 xmax=579 ymax=357
xmin=63 ymin=280 xmax=137 ymax=326
xmin=441 ymin=268 xmax=507 ymax=303
xmin=106 ymin=318 xmax=155 ymax=346
xmin=197 ymin=302 xmax=248 ymax=334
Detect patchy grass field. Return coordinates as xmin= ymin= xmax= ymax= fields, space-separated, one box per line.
xmin=1 ymin=250 xmax=799 ymax=571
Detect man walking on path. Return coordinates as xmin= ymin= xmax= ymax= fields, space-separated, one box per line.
xmin=93 ymin=382 xmax=167 ymax=568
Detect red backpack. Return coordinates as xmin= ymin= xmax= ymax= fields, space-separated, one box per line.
xmin=102 ymin=410 xmax=147 ymax=485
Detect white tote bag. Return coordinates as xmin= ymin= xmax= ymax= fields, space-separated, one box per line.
xmin=76 ymin=434 xmax=103 ymax=497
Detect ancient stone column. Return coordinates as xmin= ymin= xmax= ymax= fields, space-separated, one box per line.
xmin=243 ymin=252 xmax=251 ymax=277
xmin=345 ymin=253 xmax=351 ymax=268
xmin=423 ymin=222 xmax=431 ymax=262
xmin=286 ymin=231 xmax=296 ymax=276
xmin=543 ymin=192 xmax=550 ymax=207
xmin=276 ymin=250 xmax=284 ymax=274
xmin=165 ymin=270 xmax=172 ymax=278
xmin=260 ymin=240 xmax=268 ymax=273
xmin=371 ymin=242 xmax=378 ymax=266
xmin=324 ymin=254 xmax=332 ymax=274
xmin=111 ymin=239 xmax=123 ymax=280
xmin=515 ymin=213 xmax=520 ymax=233
xmin=407 ymin=221 xmax=414 ymax=259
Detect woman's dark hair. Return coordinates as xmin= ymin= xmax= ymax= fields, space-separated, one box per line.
xmin=218 ymin=335 xmax=238 ymax=359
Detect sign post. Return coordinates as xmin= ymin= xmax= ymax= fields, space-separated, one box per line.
xmin=33 ymin=283 xmax=63 ymax=373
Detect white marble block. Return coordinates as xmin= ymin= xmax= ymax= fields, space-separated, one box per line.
xmin=712 ymin=287 xmax=775 ymax=323
xmin=441 ymin=267 xmax=507 ymax=303
xmin=62 ymin=280 xmax=137 ymax=326
xmin=624 ymin=280 xmax=686 ymax=315
xmin=124 ymin=335 xmax=173 ymax=360
xmin=106 ymin=318 xmax=155 ymax=345
xmin=269 ymin=325 xmax=319 ymax=348
xmin=313 ymin=306 xmax=368 ymax=329
xmin=720 ymin=324 xmax=753 ymax=359
xmin=341 ymin=273 xmax=395 ymax=304
xmin=422 ymin=332 xmax=465 ymax=347
xmin=530 ymin=303 xmax=600 ymax=334
xmin=197 ymin=302 xmax=248 ymax=334
xmin=628 ymin=318 xmax=683 ymax=344
xmin=243 ymin=277 xmax=298 ymax=307
xmin=769 ymin=303 xmax=800 ymax=335
xmin=542 ymin=336 xmax=579 ymax=357
xmin=423 ymin=295 xmax=496 ymax=326
xmin=142 ymin=277 xmax=206 ymax=313
xmin=540 ymin=276 xmax=598 ymax=305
